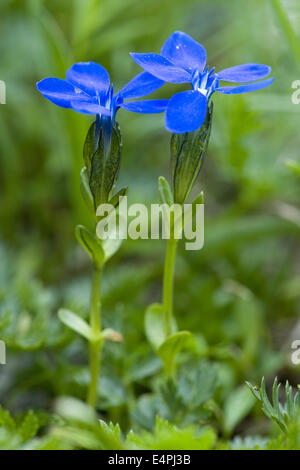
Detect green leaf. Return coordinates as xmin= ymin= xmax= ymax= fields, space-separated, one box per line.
xmin=0 ymin=406 xmax=15 ymax=432
xmin=144 ymin=303 xmax=177 ymax=350
xmin=18 ymin=411 xmax=40 ymax=443
xmin=98 ymin=375 xmax=127 ymax=409
xmin=109 ymin=187 xmax=128 ymax=209
xmin=102 ymin=237 xmax=122 ymax=262
xmin=158 ymin=331 xmax=193 ymax=375
xmin=177 ymin=360 xmax=217 ymax=409
xmin=55 ymin=396 xmax=97 ymax=426
xmin=58 ymin=309 xmax=93 ymax=341
xmin=97 ymin=420 xmax=124 ymax=450
xmin=246 ymin=377 xmax=300 ymax=433
xmin=83 ymin=120 xmax=97 ymax=174
xmin=192 ymin=191 xmax=204 ymax=207
xmin=223 ymin=384 xmax=256 ymax=435
xmin=126 ymin=417 xmax=216 ymax=450
xmin=131 ymin=394 xmax=166 ymax=431
xmin=80 ymin=166 xmax=94 ymax=213
xmin=158 ymin=176 xmax=173 ymax=206
xmin=75 ymin=224 xmax=105 ymax=268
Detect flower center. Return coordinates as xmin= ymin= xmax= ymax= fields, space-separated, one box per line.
xmin=192 ymin=66 xmax=219 ymax=99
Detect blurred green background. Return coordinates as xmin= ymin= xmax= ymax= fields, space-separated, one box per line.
xmin=0 ymin=0 xmax=300 ymax=439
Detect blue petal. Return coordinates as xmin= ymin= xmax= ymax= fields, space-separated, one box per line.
xmin=118 ymin=72 xmax=164 ymax=99
xmin=36 ymin=78 xmax=89 ymax=108
xmin=70 ymin=99 xmax=111 ymax=115
xmin=161 ymin=31 xmax=207 ymax=72
xmin=130 ymin=53 xmax=191 ymax=83
xmin=216 ymin=63 xmax=271 ymax=83
xmin=216 ymin=77 xmax=274 ymax=94
xmin=66 ymin=62 xmax=110 ymax=96
xmin=165 ymin=90 xmax=207 ymax=133
xmin=119 ymin=99 xmax=168 ymax=114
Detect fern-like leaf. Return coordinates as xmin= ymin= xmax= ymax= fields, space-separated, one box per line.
xmin=246 ymin=377 xmax=300 ymax=433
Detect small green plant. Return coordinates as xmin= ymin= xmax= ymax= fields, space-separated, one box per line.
xmin=2 ymin=0 xmax=300 ymax=451
xmin=247 ymin=377 xmax=300 ymax=433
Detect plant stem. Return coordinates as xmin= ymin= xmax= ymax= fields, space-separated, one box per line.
xmin=87 ymin=265 xmax=102 ymax=408
xmin=271 ymin=0 xmax=300 ymax=70
xmin=162 ymin=238 xmax=178 ymax=337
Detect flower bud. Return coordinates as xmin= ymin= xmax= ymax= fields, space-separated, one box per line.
xmin=83 ymin=120 xmax=122 ymax=208
xmin=171 ymin=102 xmax=213 ymax=204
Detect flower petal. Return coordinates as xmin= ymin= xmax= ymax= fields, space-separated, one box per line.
xmin=118 ymin=72 xmax=165 ymax=99
xmin=165 ymin=90 xmax=207 ymax=133
xmin=36 ymin=78 xmax=89 ymax=108
xmin=161 ymin=31 xmax=206 ymax=72
xmin=71 ymin=99 xmax=111 ymax=115
xmin=216 ymin=63 xmax=271 ymax=83
xmin=216 ymin=77 xmax=274 ymax=94
xmin=66 ymin=62 xmax=110 ymax=96
xmin=130 ymin=53 xmax=191 ymax=83
xmin=119 ymin=99 xmax=168 ymax=113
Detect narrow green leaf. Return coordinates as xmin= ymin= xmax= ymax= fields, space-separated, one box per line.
xmin=75 ymin=224 xmax=105 ymax=268
xmin=80 ymin=166 xmax=94 ymax=212
xmin=83 ymin=120 xmax=97 ymax=174
xmin=158 ymin=176 xmax=173 ymax=206
xmin=246 ymin=382 xmax=261 ymax=401
xmin=145 ymin=303 xmax=177 ymax=350
xmin=109 ymin=187 xmax=128 ymax=209
xmin=272 ymin=378 xmax=282 ymax=421
xmin=158 ymin=331 xmax=193 ymax=375
xmin=102 ymin=237 xmax=122 ymax=262
xmin=58 ymin=309 xmax=93 ymax=341
xmin=260 ymin=377 xmax=275 ymax=419
xmin=192 ymin=191 xmax=204 ymax=205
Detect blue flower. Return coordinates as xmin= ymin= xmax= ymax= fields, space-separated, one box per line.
xmin=36 ymin=61 xmax=167 ymax=126
xmin=129 ymin=31 xmax=274 ymax=133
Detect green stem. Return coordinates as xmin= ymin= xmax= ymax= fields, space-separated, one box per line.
xmin=162 ymin=238 xmax=178 ymax=337
xmin=271 ymin=0 xmax=300 ymax=70
xmin=87 ymin=265 xmax=102 ymax=408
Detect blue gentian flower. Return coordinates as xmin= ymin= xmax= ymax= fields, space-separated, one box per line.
xmin=36 ymin=61 xmax=167 ymax=136
xmin=129 ymin=31 xmax=274 ymax=133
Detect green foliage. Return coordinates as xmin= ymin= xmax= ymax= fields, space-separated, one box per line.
xmin=223 ymin=384 xmax=256 ymax=435
xmin=80 ymin=166 xmax=95 ymax=213
xmin=75 ymin=225 xmax=105 ymax=268
xmin=158 ymin=176 xmax=174 ymax=207
xmin=247 ymin=377 xmax=300 ymax=432
xmin=126 ymin=417 xmax=216 ymax=450
xmin=36 ymin=397 xmax=216 ymax=450
xmin=58 ymin=308 xmax=94 ymax=341
xmin=145 ymin=303 xmax=177 ymax=350
xmin=1 ymin=0 xmax=300 ymax=452
xmin=157 ymin=331 xmax=194 ymax=375
xmin=0 ymin=407 xmax=45 ymax=450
